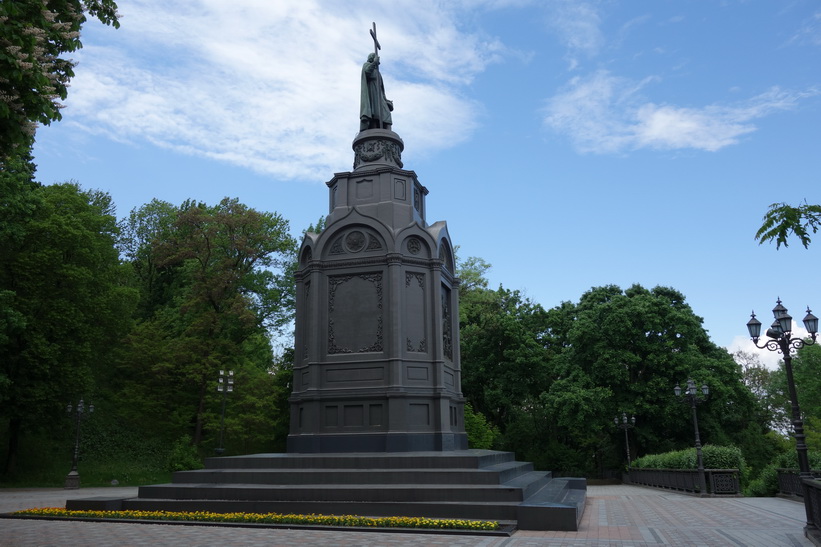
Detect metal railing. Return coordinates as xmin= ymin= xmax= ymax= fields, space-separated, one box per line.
xmin=777 ymin=469 xmax=821 ymax=498
xmin=805 ymin=479 xmax=821 ymax=546
xmin=627 ymin=468 xmax=740 ymax=496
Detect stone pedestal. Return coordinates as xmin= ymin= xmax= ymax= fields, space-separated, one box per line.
xmin=287 ymin=129 xmax=467 ymax=453
xmin=64 ymin=470 xmax=80 ymax=489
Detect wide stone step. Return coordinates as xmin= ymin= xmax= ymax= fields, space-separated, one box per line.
xmin=203 ymin=450 xmax=516 ymax=470
xmin=172 ymin=462 xmax=535 ymax=486
xmin=137 ymin=482 xmax=530 ymax=503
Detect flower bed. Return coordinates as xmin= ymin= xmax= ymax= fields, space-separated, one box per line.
xmin=13 ymin=508 xmax=500 ymax=531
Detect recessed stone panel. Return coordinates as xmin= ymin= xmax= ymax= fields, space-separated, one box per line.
xmin=344 ymin=405 xmax=364 ymax=427
xmin=394 ymin=178 xmax=406 ymax=200
xmin=355 ymin=178 xmax=374 ymax=199
xmin=409 ymin=403 xmax=430 ymax=426
xmin=407 ymin=366 xmax=429 ymax=381
xmin=325 ymin=406 xmax=338 ymax=427
xmin=369 ymin=404 xmax=383 ymax=426
xmin=326 ymin=366 xmax=384 ymax=383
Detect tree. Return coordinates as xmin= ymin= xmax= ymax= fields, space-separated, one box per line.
xmin=756 ymin=200 xmax=821 ymax=249
xmin=734 ymin=350 xmax=789 ymax=433
xmin=458 ymin=273 xmax=763 ymax=476
xmin=0 ymin=181 xmax=135 ymax=473
xmin=0 ymin=0 xmax=119 ymax=156
xmin=114 ymin=198 xmax=297 ymax=446
xmin=555 ymin=285 xmax=760 ymax=467
xmin=785 ymin=343 xmax=821 ymax=451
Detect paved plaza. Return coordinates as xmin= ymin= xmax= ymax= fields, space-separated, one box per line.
xmin=0 ymin=484 xmax=812 ymax=546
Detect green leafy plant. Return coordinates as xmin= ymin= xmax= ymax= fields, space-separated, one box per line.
xmin=166 ymin=435 xmax=203 ymax=472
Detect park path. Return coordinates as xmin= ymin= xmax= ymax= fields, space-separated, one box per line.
xmin=0 ymin=484 xmax=811 ymax=546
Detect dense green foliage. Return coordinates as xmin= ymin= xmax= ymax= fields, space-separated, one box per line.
xmin=463 ymin=403 xmax=499 ymax=449
xmin=457 ymin=256 xmax=767 ymax=477
xmin=1 ymin=176 xmax=298 ymax=482
xmin=744 ymin=449 xmax=821 ymax=497
xmin=632 ymin=445 xmax=746 ymax=472
xmin=0 ymin=176 xmax=136 ymax=475
xmin=113 ymin=198 xmax=296 ymax=446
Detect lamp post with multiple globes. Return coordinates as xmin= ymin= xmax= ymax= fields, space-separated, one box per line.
xmin=746 ymin=299 xmax=817 ymax=529
xmin=674 ymin=379 xmax=709 ymax=496
xmin=215 ymin=370 xmax=234 ymax=456
xmin=614 ymin=412 xmax=636 ymax=471
xmin=64 ymin=399 xmax=94 ymax=489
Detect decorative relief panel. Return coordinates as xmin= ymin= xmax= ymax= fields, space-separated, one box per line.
xmin=329 ymin=237 xmax=345 ymax=255
xmin=366 ymin=235 xmax=382 ymax=251
xmin=406 ymin=338 xmax=427 ymax=352
xmin=404 ymin=272 xmax=426 ymax=354
xmin=441 ymin=284 xmax=453 ymax=361
xmin=302 ymin=280 xmax=310 ymax=360
xmin=328 ymin=273 xmax=383 ymax=354
xmin=345 ymin=230 xmax=366 ymax=252
xmin=439 ymin=243 xmax=454 ymax=273
xmin=300 ymin=246 xmax=313 ymax=266
xmin=353 ymin=138 xmax=404 ymax=169
xmin=328 ymin=228 xmax=384 ymax=256
xmin=406 ymin=237 xmax=422 ymax=255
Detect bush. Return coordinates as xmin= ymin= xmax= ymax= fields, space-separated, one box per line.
xmin=167 ymin=435 xmax=204 ymax=472
xmin=744 ymin=464 xmax=779 ymax=497
xmin=464 ymin=403 xmax=499 ymax=450
xmin=632 ymin=445 xmax=745 ymax=472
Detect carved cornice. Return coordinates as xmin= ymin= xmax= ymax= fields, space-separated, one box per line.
xmin=299 ymin=254 xmax=442 ymax=273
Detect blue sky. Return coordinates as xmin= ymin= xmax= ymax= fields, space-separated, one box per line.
xmin=32 ymin=0 xmax=821 ymax=367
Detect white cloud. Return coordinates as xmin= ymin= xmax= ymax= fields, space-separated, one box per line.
xmin=543 ymin=0 xmax=605 ymax=69
xmin=542 ymin=70 xmax=813 ymax=153
xmin=727 ymin=335 xmax=783 ymax=370
xmin=63 ymin=0 xmax=503 ymax=181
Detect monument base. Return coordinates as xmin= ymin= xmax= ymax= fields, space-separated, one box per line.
xmin=66 ymin=450 xmax=586 ymax=531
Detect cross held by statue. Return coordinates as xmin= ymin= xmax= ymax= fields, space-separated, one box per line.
xmin=370 ymin=22 xmax=380 ymax=56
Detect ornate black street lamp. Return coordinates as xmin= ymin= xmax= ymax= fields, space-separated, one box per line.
xmin=215 ymin=370 xmax=234 ymax=456
xmin=65 ymin=399 xmax=94 ymax=489
xmin=747 ymin=299 xmax=817 ymax=527
xmin=674 ymin=379 xmax=708 ymax=495
xmin=614 ymin=412 xmax=636 ymax=470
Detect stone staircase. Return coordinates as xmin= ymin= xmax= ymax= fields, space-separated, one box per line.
xmin=67 ymin=450 xmax=586 ymax=531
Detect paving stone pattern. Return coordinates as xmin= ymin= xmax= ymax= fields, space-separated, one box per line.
xmin=0 ymin=484 xmax=812 ymax=546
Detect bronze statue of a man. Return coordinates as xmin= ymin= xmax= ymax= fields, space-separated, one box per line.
xmin=360 ymin=52 xmax=393 ymax=131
